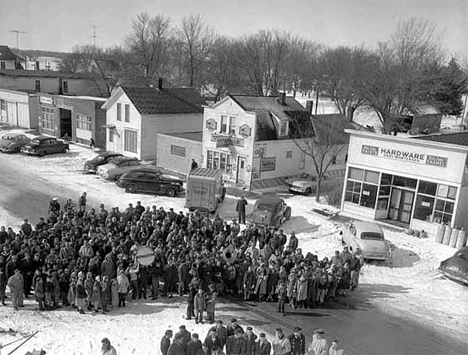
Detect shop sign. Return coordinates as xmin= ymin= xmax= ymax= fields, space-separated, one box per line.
xmin=239 ymin=124 xmax=252 ymax=138
xmin=361 ymin=144 xmax=447 ymax=168
xmin=253 ymin=146 xmax=266 ymax=158
xmin=206 ymin=118 xmax=217 ymax=131
xmin=260 ymin=157 xmax=276 ymax=172
xmin=40 ymin=96 xmax=53 ymax=105
xmin=211 ymin=134 xmax=244 ymax=148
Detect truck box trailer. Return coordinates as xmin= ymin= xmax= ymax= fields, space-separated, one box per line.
xmin=185 ymin=168 xmax=225 ymax=213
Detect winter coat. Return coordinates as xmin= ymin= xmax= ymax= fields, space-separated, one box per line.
xmin=272 ymin=336 xmax=291 ymax=355
xmin=286 ymin=275 xmax=297 ymax=299
xmin=206 ymin=291 xmax=217 ymax=313
xmin=226 ymin=335 xmax=247 ymax=355
xmin=243 ymin=333 xmax=257 ymax=355
xmin=84 ymin=277 xmax=94 ymax=299
xmin=164 ymin=264 xmax=178 ymax=293
xmin=117 ymin=273 xmax=130 ymax=293
xmin=110 ymin=279 xmax=119 ymax=307
xmin=194 ymin=292 xmax=206 ymax=311
xmin=296 ymin=278 xmax=308 ymax=302
xmin=308 ymin=335 xmax=327 ymax=355
xmin=35 ymin=277 xmax=45 ymax=300
xmin=7 ymin=274 xmax=22 ymax=295
xmin=92 ymin=280 xmax=102 ymax=302
xmin=288 ymin=334 xmax=305 ymax=355
xmin=256 ymin=341 xmax=272 ymax=355
xmin=203 ymin=335 xmax=223 ymax=355
xmin=168 ymin=342 xmax=186 ymax=355
xmin=187 ymin=339 xmax=204 ymax=355
xmin=161 ymin=337 xmax=171 ymax=355
xmin=243 ymin=270 xmax=256 ymax=293
xmin=101 ymin=259 xmax=117 ymax=279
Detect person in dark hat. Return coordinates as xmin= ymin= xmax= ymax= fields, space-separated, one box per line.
xmin=168 ymin=332 xmax=186 ymax=355
xmin=161 ymin=330 xmax=173 ymax=355
xmin=101 ymin=337 xmax=117 ymax=355
xmin=236 ymin=196 xmax=248 ymax=225
xmin=227 ymin=318 xmax=244 ymax=337
xmin=176 ymin=325 xmax=192 ymax=352
xmin=308 ymin=329 xmax=327 ymax=355
xmin=289 ymin=326 xmax=305 ymax=355
xmin=243 ymin=326 xmax=258 ymax=355
xmin=255 ymin=333 xmax=272 ymax=355
xmin=187 ymin=333 xmax=204 ymax=355
xmin=206 ymin=283 xmax=218 ymax=324
xmin=226 ymin=328 xmax=247 ymax=355
xmin=273 ymin=328 xmax=291 ymax=355
xmin=208 ymin=320 xmax=228 ymax=347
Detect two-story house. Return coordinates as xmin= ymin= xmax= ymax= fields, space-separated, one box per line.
xmin=101 ymin=82 xmax=206 ymax=161
xmin=0 ymin=46 xmax=23 ymax=70
xmin=201 ymin=94 xmax=354 ymax=190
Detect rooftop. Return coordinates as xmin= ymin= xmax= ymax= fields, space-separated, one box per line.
xmin=161 ymin=131 xmax=203 ymax=142
xmin=311 ymin=114 xmax=362 ymax=145
xmin=0 ymin=46 xmax=20 ymax=61
xmin=120 ymin=86 xmax=206 ymax=115
xmin=412 ymin=131 xmax=468 ymax=147
xmin=0 ymin=69 xmax=100 ymax=79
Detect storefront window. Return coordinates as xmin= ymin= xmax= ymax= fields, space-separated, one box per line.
xmin=348 ymin=167 xmax=363 ymax=180
xmin=414 ymin=195 xmax=435 ymax=222
xmin=206 ymin=149 xmax=232 ymax=173
xmin=379 ymin=185 xmax=391 ymax=196
xmin=433 ymin=200 xmax=454 ymax=224
xmin=345 ymin=180 xmax=361 ymax=204
xmin=360 ymin=183 xmax=378 ymax=208
xmin=380 ymin=173 xmax=393 ymax=185
xmin=393 ymin=175 xmax=417 ymax=189
xmin=437 ymin=184 xmax=457 ymax=200
xmin=220 ymin=153 xmax=226 ymax=170
xmin=41 ymin=107 xmax=54 ymax=130
xmin=418 ymin=180 xmax=437 ymax=195
xmin=377 ymin=197 xmax=389 ymax=210
xmin=364 ymin=170 xmax=379 ymax=184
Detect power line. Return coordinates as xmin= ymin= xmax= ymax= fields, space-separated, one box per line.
xmin=9 ymin=29 xmax=26 ymax=52
xmin=91 ymin=25 xmax=99 ymax=47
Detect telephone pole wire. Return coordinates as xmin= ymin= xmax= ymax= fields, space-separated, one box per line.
xmin=92 ymin=25 xmax=99 ymax=47
xmin=9 ymin=30 xmax=27 ymax=52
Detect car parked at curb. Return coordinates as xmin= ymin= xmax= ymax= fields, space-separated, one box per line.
xmin=341 ymin=221 xmax=391 ymax=261
xmin=21 ymin=136 xmax=69 ymax=156
xmin=439 ymin=247 xmax=468 ymax=286
xmin=83 ymin=152 xmax=124 ymax=174
xmin=0 ymin=133 xmax=31 ymax=153
xmin=116 ymin=168 xmax=184 ymax=197
xmin=286 ymin=175 xmax=334 ymax=196
xmin=96 ymin=156 xmax=141 ymax=180
xmin=251 ymin=196 xmax=291 ymax=227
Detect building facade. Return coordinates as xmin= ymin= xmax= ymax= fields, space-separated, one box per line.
xmin=156 ymin=132 xmax=202 ymax=175
xmin=341 ymin=130 xmax=468 ymax=237
xmin=0 ymin=46 xmax=23 ymax=70
xmin=38 ymin=94 xmax=107 ymax=147
xmin=0 ymin=88 xmax=39 ymax=128
xmin=201 ymin=95 xmax=351 ymax=189
xmin=102 ymin=85 xmax=206 ymax=161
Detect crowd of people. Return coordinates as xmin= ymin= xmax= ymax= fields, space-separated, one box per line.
xmin=158 ymin=320 xmax=345 ymax=355
xmin=0 ymin=193 xmax=364 ymax=316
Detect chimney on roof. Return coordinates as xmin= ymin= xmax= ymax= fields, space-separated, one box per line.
xmin=158 ymin=78 xmax=163 ymax=90
xmin=280 ymin=92 xmax=286 ymax=105
xmin=306 ymin=100 xmax=313 ymax=115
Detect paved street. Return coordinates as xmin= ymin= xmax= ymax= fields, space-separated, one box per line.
xmin=0 ymin=152 xmax=467 ymax=355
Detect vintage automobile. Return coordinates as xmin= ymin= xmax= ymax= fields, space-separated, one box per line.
xmin=0 ymin=133 xmax=31 ymax=153
xmin=341 ymin=221 xmax=391 ymax=261
xmin=286 ymin=175 xmax=335 ymax=196
xmin=83 ymin=152 xmax=124 ymax=174
xmin=21 ymin=136 xmax=69 ymax=156
xmin=251 ymin=196 xmax=291 ymax=227
xmin=439 ymin=247 xmax=468 ymax=286
xmin=116 ymin=168 xmax=184 ymax=197
xmin=96 ymin=156 xmax=141 ymax=181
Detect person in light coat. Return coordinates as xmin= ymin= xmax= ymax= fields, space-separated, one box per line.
xmin=194 ymin=287 xmax=206 ymax=324
xmin=101 ymin=337 xmax=117 ymax=355
xmin=117 ymin=269 xmax=129 ymax=307
xmin=308 ymin=329 xmax=327 ymax=355
xmin=328 ymin=340 xmax=344 ymax=355
xmin=272 ymin=328 xmax=291 ymax=355
xmin=7 ymin=269 xmax=22 ymax=311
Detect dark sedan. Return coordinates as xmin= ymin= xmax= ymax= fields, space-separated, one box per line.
xmin=439 ymin=246 xmax=468 ymax=286
xmin=83 ymin=152 xmax=124 ymax=174
xmin=21 ymin=137 xmax=69 ymax=156
xmin=250 ymin=196 xmax=292 ymax=227
xmin=0 ymin=133 xmax=31 ymax=153
xmin=116 ymin=168 xmax=184 ymax=197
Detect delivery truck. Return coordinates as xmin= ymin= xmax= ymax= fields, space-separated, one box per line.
xmin=185 ymin=168 xmax=226 ymax=213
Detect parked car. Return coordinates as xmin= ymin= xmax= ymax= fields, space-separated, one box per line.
xmin=286 ymin=175 xmax=334 ymax=196
xmin=0 ymin=133 xmax=31 ymax=153
xmin=21 ymin=136 xmax=69 ymax=156
xmin=83 ymin=152 xmax=124 ymax=174
xmin=116 ymin=168 xmax=184 ymax=197
xmin=97 ymin=156 xmax=142 ymax=180
xmin=341 ymin=221 xmax=391 ymax=261
xmin=439 ymin=247 xmax=468 ymax=286
xmin=251 ymin=196 xmax=291 ymax=227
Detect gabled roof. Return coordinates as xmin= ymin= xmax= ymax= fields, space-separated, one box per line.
xmin=230 ymin=95 xmax=305 ymax=121
xmin=0 ymin=69 xmax=99 ymax=79
xmin=311 ymin=114 xmax=361 ymax=145
xmin=117 ymin=86 xmax=206 ymax=115
xmin=0 ymin=46 xmax=20 ymax=61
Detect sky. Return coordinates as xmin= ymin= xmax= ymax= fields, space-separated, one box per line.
xmin=0 ymin=0 xmax=467 ymax=58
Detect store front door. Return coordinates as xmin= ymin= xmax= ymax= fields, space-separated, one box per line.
xmin=236 ymin=156 xmax=247 ymax=184
xmin=389 ymin=188 xmax=415 ymax=224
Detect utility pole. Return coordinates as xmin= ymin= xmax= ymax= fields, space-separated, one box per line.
xmin=92 ymin=25 xmax=99 ymax=47
xmin=9 ymin=29 xmax=26 ymax=52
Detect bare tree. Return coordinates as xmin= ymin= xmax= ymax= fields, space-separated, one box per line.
xmin=291 ymin=115 xmax=348 ymax=202
xmin=178 ymin=14 xmax=214 ymax=87
xmin=126 ymin=13 xmax=172 ymax=82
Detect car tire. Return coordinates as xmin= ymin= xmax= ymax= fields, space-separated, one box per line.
xmin=15 ymin=147 xmax=20 ymax=153
xmin=166 ymin=188 xmax=176 ymax=197
xmin=126 ymin=184 xmax=136 ymax=193
xmin=39 ymin=150 xmax=45 ymax=157
xmin=284 ymin=206 xmax=292 ymax=220
xmin=61 ymin=147 xmax=67 ymax=153
xmin=305 ymin=187 xmax=312 ymax=196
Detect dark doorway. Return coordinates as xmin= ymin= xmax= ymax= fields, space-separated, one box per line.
xmin=389 ymin=188 xmax=415 ymax=224
xmin=59 ymin=108 xmax=72 ymax=139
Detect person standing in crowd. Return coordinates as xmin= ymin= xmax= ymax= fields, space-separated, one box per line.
xmin=256 ymin=333 xmax=271 ymax=355
xmin=236 ymin=196 xmax=248 ymax=225
xmin=101 ymin=338 xmax=117 ymax=355
xmin=92 ymin=275 xmax=102 ymax=312
xmin=289 ymin=327 xmax=306 ymax=355
xmin=328 ymin=340 xmax=345 ymax=355
xmin=117 ymin=269 xmax=129 ymax=307
xmin=7 ymin=269 xmax=22 ymax=311
xmin=243 ymin=326 xmax=258 ymax=355
xmin=276 ymin=281 xmax=287 ymax=316
xmin=177 ymin=325 xmax=192 ymax=353
xmin=194 ymin=287 xmax=206 ymax=324
xmin=186 ymin=283 xmax=197 ymax=320
xmin=308 ymin=329 xmax=328 ymax=355
xmin=203 ymin=329 xmax=223 ymax=355
xmin=272 ymin=328 xmax=291 ymax=355
xmin=226 ymin=328 xmax=247 ymax=355
xmin=34 ymin=271 xmax=45 ymax=311
xmin=227 ymin=318 xmax=244 ymax=337
xmin=78 ymin=192 xmax=87 ymax=211
xmin=288 ymin=232 xmax=298 ymax=253
xmin=168 ymin=333 xmax=186 ymax=355
xmin=75 ymin=273 xmax=87 ymax=314
xmin=350 ymin=249 xmax=364 ymax=291
xmin=208 ymin=320 xmax=228 ymax=348
xmin=161 ymin=330 xmax=174 ymax=355
xmin=187 ymin=333 xmax=204 ymax=355
xmin=206 ymin=283 xmax=217 ymax=324
xmin=0 ymin=267 xmax=7 ymax=306
xmin=90 ymin=138 xmax=95 ymax=149
xmin=191 ymin=159 xmax=198 ymax=171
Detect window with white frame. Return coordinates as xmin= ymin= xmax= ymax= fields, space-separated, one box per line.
xmin=280 ymin=121 xmax=288 ymax=136
xmin=299 ymin=151 xmax=305 ymax=169
xmin=286 ymin=150 xmax=292 ymax=159
xmin=41 ymin=107 xmax=54 ymax=130
xmin=0 ymin=100 xmax=6 ymax=115
xmin=124 ymin=129 xmax=137 ymax=153
xmin=117 ymin=103 xmax=122 ymax=121
xmin=229 ymin=116 xmax=236 ymax=135
xmin=76 ymin=114 xmax=92 ymax=131
xmin=109 ymin=130 xmax=114 ymax=143
xmin=171 ymin=145 xmax=186 ymax=157
xmin=125 ymin=104 xmax=130 ymax=122
xmin=344 ymin=167 xmax=379 ymax=208
xmin=413 ymin=180 xmax=457 ymax=224
xmin=206 ymin=149 xmax=232 ymax=173
xmin=63 ymin=80 xmax=68 ymax=94
xmin=220 ymin=115 xmax=228 ymax=133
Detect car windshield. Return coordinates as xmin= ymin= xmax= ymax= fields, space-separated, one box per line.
xmin=455 ymin=252 xmax=468 ymax=261
xmin=360 ymin=232 xmax=384 ymax=240
xmin=256 ymin=204 xmax=276 ymax=212
xmin=1 ymin=135 xmax=13 ymax=140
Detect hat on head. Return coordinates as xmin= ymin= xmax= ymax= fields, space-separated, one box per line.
xmin=234 ymin=328 xmax=243 ymax=334
xmin=259 ymin=333 xmax=266 ymax=338
xmin=293 ymin=326 xmax=302 ymax=332
xmin=314 ymin=328 xmax=325 ymax=334
xmin=231 ymin=318 xmax=237 ymax=323
xmin=216 ymin=320 xmax=224 ymax=325
xmin=165 ymin=330 xmax=173 ymax=336
xmin=246 ymin=326 xmax=253 ymax=331
xmin=101 ymin=338 xmax=110 ymax=344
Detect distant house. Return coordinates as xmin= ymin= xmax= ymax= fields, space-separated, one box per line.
xmin=201 ymin=94 xmax=358 ymax=189
xmin=101 ymin=81 xmax=206 ymax=161
xmin=0 ymin=69 xmax=108 ymax=97
xmin=24 ymin=56 xmax=64 ymax=71
xmin=0 ymin=88 xmax=39 ymax=128
xmin=0 ymin=45 xmax=23 ymax=70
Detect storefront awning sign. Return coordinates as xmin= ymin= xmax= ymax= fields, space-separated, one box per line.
xmin=361 ymin=144 xmax=448 ymax=168
xmin=212 ymin=134 xmax=244 ymax=148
